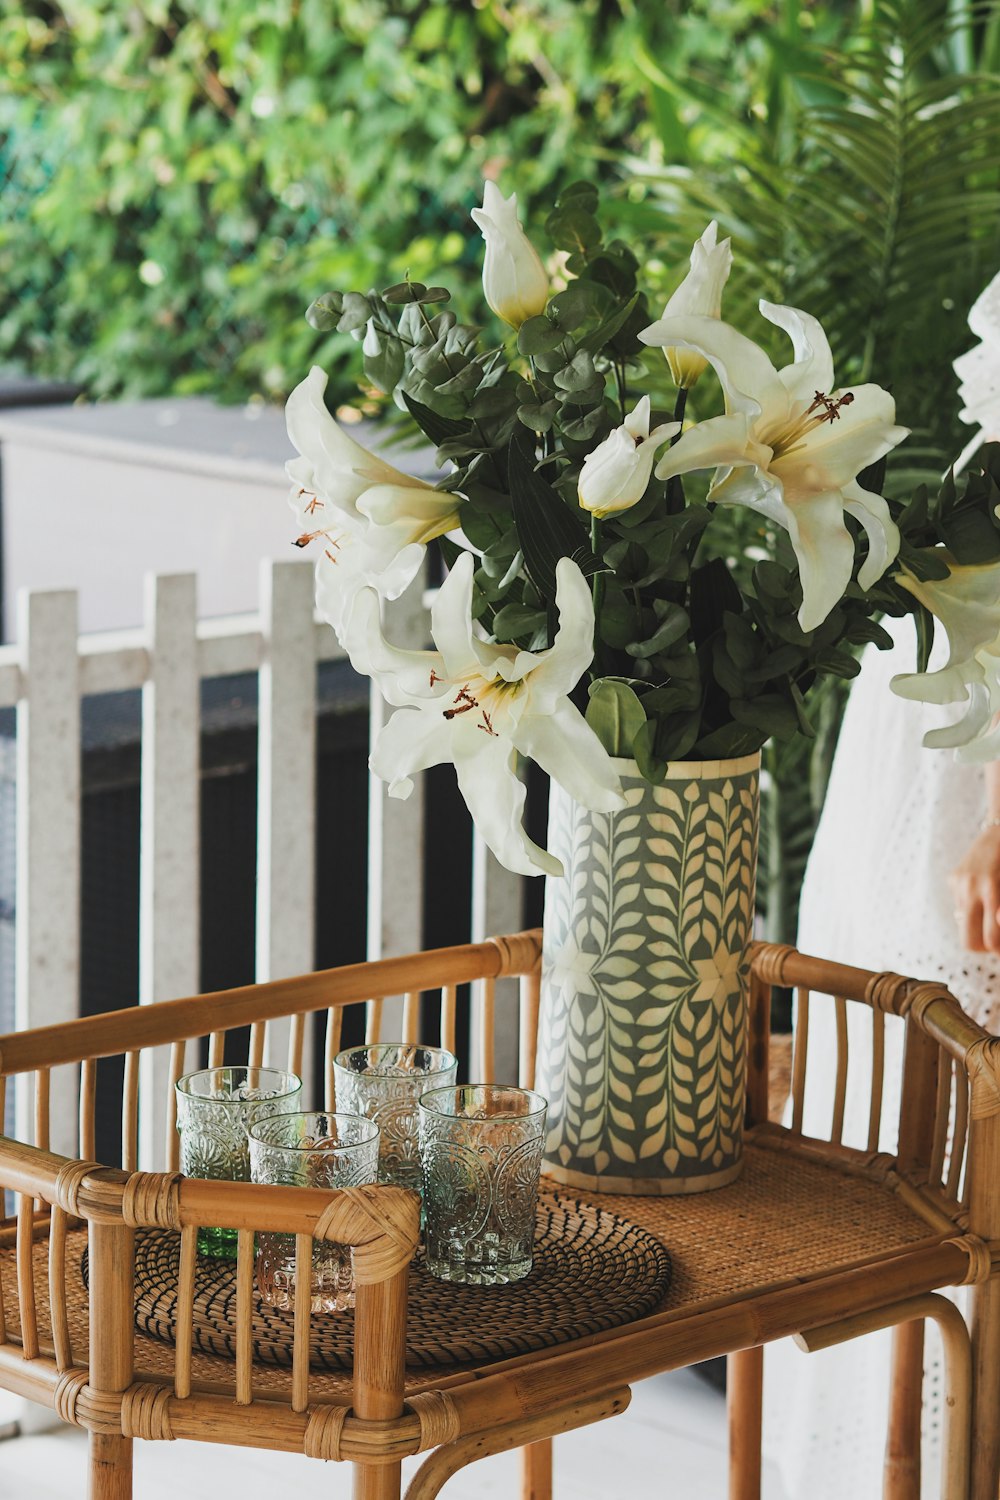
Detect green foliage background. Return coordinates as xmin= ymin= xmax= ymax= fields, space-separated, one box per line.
xmin=4 ymin=0 xmax=1000 ymax=944
xmin=0 ymin=0 xmax=727 ymax=400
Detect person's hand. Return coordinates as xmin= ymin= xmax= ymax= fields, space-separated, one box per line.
xmin=951 ymin=824 xmax=1000 ymax=951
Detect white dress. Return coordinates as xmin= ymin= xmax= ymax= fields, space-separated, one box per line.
xmin=761 ymin=614 xmax=1000 ymax=1499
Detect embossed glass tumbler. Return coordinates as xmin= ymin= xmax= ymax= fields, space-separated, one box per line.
xmin=248 ymin=1111 xmax=380 ymax=1312
xmin=175 ymin=1066 xmax=302 ymax=1260
xmin=418 ymin=1084 xmax=547 ymax=1285
xmin=333 ymin=1044 xmax=458 ymax=1190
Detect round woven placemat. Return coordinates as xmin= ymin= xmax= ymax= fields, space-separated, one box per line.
xmin=84 ymin=1190 xmax=671 ymax=1370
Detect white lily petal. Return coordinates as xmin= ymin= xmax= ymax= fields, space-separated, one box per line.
xmin=842 ymin=479 xmax=900 ymax=589
xmin=370 ymin=707 xmax=454 ymax=798
xmin=285 ymin=366 xmax=423 ymax=516
xmin=655 ymin=412 xmax=766 ymax=484
xmin=471 ymin=182 xmax=549 ymax=329
xmin=519 ymin=558 xmax=597 ymax=702
xmin=783 ymin=490 xmax=857 ymax=632
xmin=779 ymin=385 xmax=907 ymax=492
xmin=623 ymin=395 xmax=651 ymax=441
xmin=429 ymin=551 xmax=496 ymax=680
xmin=639 ymin=314 xmax=786 ymax=419
xmin=923 ymin=680 xmax=994 ymax=748
xmin=760 ymin=301 xmax=835 ymax=402
xmin=514 ymin=700 xmax=624 ymax=812
xmin=453 ymin=733 xmax=562 ymax=877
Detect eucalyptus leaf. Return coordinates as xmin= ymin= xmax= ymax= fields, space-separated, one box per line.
xmin=586 ymin=679 xmax=646 ymax=757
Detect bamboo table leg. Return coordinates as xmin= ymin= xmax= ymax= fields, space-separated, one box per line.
xmin=352 ymin=1271 xmax=408 ymax=1500
xmin=969 ymin=1278 xmax=1000 ymax=1500
xmin=406 ymin=1390 xmax=630 ymax=1500
xmin=885 ymin=1320 xmax=924 ymax=1500
xmin=797 ymin=1293 xmax=971 ymax=1500
xmin=728 ymin=1347 xmax=763 ymax=1500
xmin=88 ymin=1222 xmax=134 ymax=1500
xmin=521 ymin=1437 xmax=553 ymax=1499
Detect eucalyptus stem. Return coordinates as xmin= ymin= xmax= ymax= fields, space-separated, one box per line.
xmin=665 ymin=385 xmax=688 ymax=516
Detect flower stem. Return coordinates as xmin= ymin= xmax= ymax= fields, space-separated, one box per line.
xmin=665 ymin=386 xmax=688 ymax=516
xmin=591 ymin=514 xmax=606 ymax=669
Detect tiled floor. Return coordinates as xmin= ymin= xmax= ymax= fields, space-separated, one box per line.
xmin=0 ymin=1369 xmax=790 ymax=1499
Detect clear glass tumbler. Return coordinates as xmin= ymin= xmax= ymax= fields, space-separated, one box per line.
xmin=175 ymin=1066 xmax=302 ymax=1260
xmin=417 ymin=1084 xmax=547 ymax=1285
xmin=333 ymin=1043 xmax=458 ymax=1190
xmin=248 ymin=1111 xmax=380 ymax=1312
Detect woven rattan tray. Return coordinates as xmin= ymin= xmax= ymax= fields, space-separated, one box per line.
xmin=83 ymin=1189 xmax=671 ymax=1370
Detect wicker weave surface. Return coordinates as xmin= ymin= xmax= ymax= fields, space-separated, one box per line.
xmin=80 ymin=1190 xmax=672 ymax=1371
xmin=0 ymin=1141 xmax=942 ymax=1402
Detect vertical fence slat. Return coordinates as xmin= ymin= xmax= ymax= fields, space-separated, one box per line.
xmin=256 ymin=561 xmax=316 ymax=1081
xmin=471 ymin=833 xmax=523 ymax=1084
xmin=15 ymin=589 xmax=80 ymax=1156
xmin=479 ymin=977 xmax=496 ymax=1084
xmin=139 ymin=574 xmax=199 ymax=1170
xmin=366 ymin=577 xmax=428 ymax=1036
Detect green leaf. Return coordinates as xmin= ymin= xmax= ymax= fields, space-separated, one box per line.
xmin=577 ymin=293 xmax=641 ymax=354
xmin=305 ymin=292 xmax=344 ymax=331
xmin=492 ymin=602 xmax=546 ymax=641
xmin=626 ymin=605 xmax=690 ymax=659
xmin=731 ymin=694 xmax=800 ymax=739
xmin=633 ymin=720 xmax=668 ymax=784
xmin=337 ymin=292 xmax=372 ymax=333
xmin=362 ymin=330 xmax=405 ymax=394
xmin=586 ymin=679 xmax=646 ymax=757
xmin=400 ymin=391 xmax=471 ymax=446
xmin=506 ymin=424 xmax=598 ymax=599
xmin=517 ymin=316 xmax=565 ymax=355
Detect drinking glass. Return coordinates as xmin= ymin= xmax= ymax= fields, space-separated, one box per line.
xmin=418 ymin=1084 xmax=547 ymax=1285
xmin=175 ymin=1066 xmax=302 ymax=1259
xmin=333 ymin=1043 xmax=458 ymax=1190
xmin=248 ymin=1111 xmax=380 ymax=1312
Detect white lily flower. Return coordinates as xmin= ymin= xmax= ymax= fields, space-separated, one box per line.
xmin=577 ymin=396 xmax=679 ymax=518
xmin=285 ymin=365 xmax=459 ymax=634
xmin=638 ymin=302 xmax=909 ymax=631
xmin=471 ymin=181 xmax=549 ymax=329
xmin=355 ymin=552 xmax=624 ymax=877
xmin=656 ymin=221 xmax=733 ymax=389
xmin=953 ymin=269 xmax=1000 ymax=472
xmin=891 ymin=555 xmax=1000 ymax=761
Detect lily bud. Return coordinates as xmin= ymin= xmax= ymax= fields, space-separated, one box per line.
xmin=654 ymin=222 xmax=733 ymax=390
xmin=577 ymin=397 xmax=678 ymax=519
xmin=471 ymin=181 xmax=549 ymax=329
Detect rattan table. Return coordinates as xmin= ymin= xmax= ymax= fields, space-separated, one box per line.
xmin=0 ymin=931 xmax=997 ymax=1500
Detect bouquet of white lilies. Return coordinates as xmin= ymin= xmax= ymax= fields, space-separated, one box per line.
xmin=287 ymin=180 xmax=1000 ymax=877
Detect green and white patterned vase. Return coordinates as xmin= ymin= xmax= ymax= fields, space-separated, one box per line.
xmin=536 ymin=753 xmax=760 ymax=1196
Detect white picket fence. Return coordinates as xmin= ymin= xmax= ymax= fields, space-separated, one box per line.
xmin=0 ymin=557 xmax=524 ymax=1164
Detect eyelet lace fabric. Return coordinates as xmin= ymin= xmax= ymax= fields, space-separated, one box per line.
xmin=762 ymin=615 xmax=997 ymax=1500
